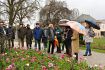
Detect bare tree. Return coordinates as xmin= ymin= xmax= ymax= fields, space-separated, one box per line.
xmin=70 ymin=8 xmax=79 ymax=20
xmin=16 ymin=0 xmax=40 ymax=24
xmin=39 ymin=0 xmax=73 ymax=25
xmin=0 ymin=0 xmax=40 ymax=25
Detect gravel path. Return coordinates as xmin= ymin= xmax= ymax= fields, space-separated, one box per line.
xmin=79 ymin=50 xmax=105 ymax=66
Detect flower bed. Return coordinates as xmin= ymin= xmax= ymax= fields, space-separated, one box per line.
xmin=0 ymin=48 xmax=105 ymax=70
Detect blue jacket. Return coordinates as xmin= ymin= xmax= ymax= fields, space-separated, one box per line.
xmin=33 ymin=27 xmax=42 ymax=40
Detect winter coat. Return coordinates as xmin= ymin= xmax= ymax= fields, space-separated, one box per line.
xmin=42 ymin=28 xmax=48 ymax=42
xmin=55 ymin=27 xmax=62 ymax=43
xmin=18 ymin=27 xmax=26 ymax=39
xmin=83 ymin=28 xmax=93 ymax=43
xmin=6 ymin=27 xmax=15 ymax=39
xmin=26 ymin=28 xmax=33 ymax=44
xmin=33 ymin=27 xmax=43 ymax=40
xmin=48 ymin=27 xmax=55 ymax=41
xmin=0 ymin=27 xmax=4 ymax=35
xmin=72 ymin=31 xmax=79 ymax=53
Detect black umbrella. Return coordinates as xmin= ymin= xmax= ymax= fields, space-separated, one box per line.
xmin=76 ymin=14 xmax=100 ymax=30
xmin=85 ymin=19 xmax=100 ymax=30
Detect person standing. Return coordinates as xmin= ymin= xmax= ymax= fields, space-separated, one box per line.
xmin=47 ymin=24 xmax=55 ymax=54
xmin=83 ymin=22 xmax=93 ymax=56
xmin=26 ymin=24 xmax=33 ymax=49
xmin=0 ymin=23 xmax=6 ymax=53
xmin=33 ymin=23 xmax=43 ymax=51
xmin=6 ymin=25 xmax=15 ymax=48
xmin=61 ymin=27 xmax=66 ymax=51
xmin=72 ymin=30 xmax=79 ymax=61
xmin=42 ymin=26 xmax=48 ymax=50
xmin=55 ymin=26 xmax=62 ymax=53
xmin=17 ymin=24 xmax=26 ymax=48
xmin=65 ymin=27 xmax=73 ymax=56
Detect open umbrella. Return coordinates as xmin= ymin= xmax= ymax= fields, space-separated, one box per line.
xmin=76 ymin=14 xmax=100 ymax=30
xmin=85 ymin=19 xmax=100 ymax=30
xmin=59 ymin=19 xmax=86 ymax=35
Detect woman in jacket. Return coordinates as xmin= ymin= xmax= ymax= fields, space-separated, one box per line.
xmin=83 ymin=22 xmax=93 ymax=56
xmin=72 ymin=30 xmax=79 ymax=60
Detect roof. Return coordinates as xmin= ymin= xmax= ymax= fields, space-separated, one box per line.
xmin=76 ymin=14 xmax=96 ymax=22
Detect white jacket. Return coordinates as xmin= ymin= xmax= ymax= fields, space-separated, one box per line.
xmin=83 ymin=28 xmax=93 ymax=43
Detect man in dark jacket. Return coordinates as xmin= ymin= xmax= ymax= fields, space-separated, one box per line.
xmin=47 ymin=24 xmax=55 ymax=54
xmin=26 ymin=24 xmax=33 ymax=49
xmin=6 ymin=25 xmax=15 ymax=48
xmin=42 ymin=26 xmax=48 ymax=50
xmin=0 ymin=23 xmax=5 ymax=53
xmin=18 ymin=24 xmax=26 ymax=48
xmin=65 ymin=27 xmax=73 ymax=56
xmin=33 ymin=23 xmax=43 ymax=51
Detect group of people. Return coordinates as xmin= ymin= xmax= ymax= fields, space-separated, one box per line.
xmin=17 ymin=23 xmax=74 ymax=55
xmin=0 ymin=23 xmax=15 ymax=53
xmin=0 ymin=20 xmax=94 ymax=61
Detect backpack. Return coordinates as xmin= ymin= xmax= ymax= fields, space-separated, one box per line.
xmin=88 ymin=29 xmax=95 ymax=37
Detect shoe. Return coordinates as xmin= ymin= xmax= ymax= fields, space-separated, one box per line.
xmin=83 ymin=54 xmax=87 ymax=56
xmin=88 ymin=54 xmax=92 ymax=56
xmin=64 ymin=53 xmax=67 ymax=54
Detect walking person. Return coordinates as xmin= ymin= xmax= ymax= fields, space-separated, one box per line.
xmin=33 ymin=23 xmax=43 ymax=51
xmin=26 ymin=24 xmax=33 ymax=49
xmin=47 ymin=24 xmax=55 ymax=54
xmin=72 ymin=30 xmax=79 ymax=61
xmin=83 ymin=22 xmax=94 ymax=56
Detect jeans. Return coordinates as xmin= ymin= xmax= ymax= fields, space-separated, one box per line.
xmin=35 ymin=40 xmax=41 ymax=50
xmin=85 ymin=42 xmax=91 ymax=55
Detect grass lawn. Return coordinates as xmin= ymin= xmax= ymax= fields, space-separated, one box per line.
xmin=92 ymin=37 xmax=105 ymax=50
xmin=80 ymin=37 xmax=105 ymax=53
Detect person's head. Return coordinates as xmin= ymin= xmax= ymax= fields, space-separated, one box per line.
xmin=80 ymin=21 xmax=91 ymax=28
xmin=27 ymin=24 xmax=30 ymax=28
xmin=36 ymin=23 xmax=40 ymax=28
xmin=48 ymin=24 xmax=54 ymax=29
xmin=19 ymin=24 xmax=23 ymax=27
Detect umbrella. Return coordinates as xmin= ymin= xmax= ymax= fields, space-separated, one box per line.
xmin=76 ymin=14 xmax=100 ymax=30
xmin=59 ymin=20 xmax=86 ymax=35
xmin=85 ymin=19 xmax=100 ymax=30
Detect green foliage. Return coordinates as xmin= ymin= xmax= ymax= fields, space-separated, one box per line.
xmin=91 ymin=38 xmax=105 ymax=50
xmin=0 ymin=48 xmax=105 ymax=70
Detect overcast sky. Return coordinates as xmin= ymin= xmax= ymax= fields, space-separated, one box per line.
xmin=61 ymin=0 xmax=105 ymax=20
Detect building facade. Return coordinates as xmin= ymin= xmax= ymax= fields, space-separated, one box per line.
xmin=94 ymin=20 xmax=105 ymax=38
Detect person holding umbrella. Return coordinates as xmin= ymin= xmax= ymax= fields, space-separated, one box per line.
xmin=76 ymin=16 xmax=100 ymax=56
xmin=82 ymin=22 xmax=93 ymax=56
xmin=59 ymin=19 xmax=86 ymax=58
